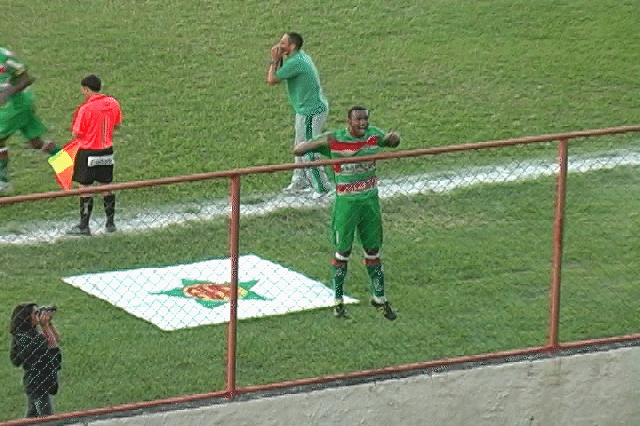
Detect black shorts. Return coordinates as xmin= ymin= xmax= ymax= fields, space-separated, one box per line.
xmin=73 ymin=148 xmax=114 ymax=185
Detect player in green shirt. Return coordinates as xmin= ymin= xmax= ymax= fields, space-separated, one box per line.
xmin=267 ymin=32 xmax=331 ymax=194
xmin=294 ymin=106 xmax=400 ymax=321
xmin=0 ymin=47 xmax=60 ymax=193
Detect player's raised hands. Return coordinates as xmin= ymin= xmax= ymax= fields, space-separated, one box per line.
xmin=270 ymin=44 xmax=284 ymax=62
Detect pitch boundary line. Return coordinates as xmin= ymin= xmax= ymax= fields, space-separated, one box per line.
xmin=1 ymin=150 xmax=639 ymax=245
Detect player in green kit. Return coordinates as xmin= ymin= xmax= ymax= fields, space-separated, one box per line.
xmin=294 ymin=106 xmax=400 ymax=320
xmin=267 ymin=32 xmax=331 ymax=194
xmin=0 ymin=47 xmax=60 ymax=193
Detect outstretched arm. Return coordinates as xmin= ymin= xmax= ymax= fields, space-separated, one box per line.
xmin=0 ymin=71 xmax=34 ymax=105
xmin=293 ymin=135 xmax=329 ymax=156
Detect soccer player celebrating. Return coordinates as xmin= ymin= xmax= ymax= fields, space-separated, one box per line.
xmin=0 ymin=47 xmax=60 ymax=193
xmin=294 ymin=106 xmax=400 ymax=320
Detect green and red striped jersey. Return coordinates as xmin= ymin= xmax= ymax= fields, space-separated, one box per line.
xmin=313 ymin=126 xmax=388 ymax=198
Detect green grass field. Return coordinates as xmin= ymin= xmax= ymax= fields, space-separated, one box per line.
xmin=1 ymin=0 xmax=638 ymax=197
xmin=1 ymin=0 xmax=639 ymax=421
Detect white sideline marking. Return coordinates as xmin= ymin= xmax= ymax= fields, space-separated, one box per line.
xmin=1 ymin=151 xmax=639 ymax=246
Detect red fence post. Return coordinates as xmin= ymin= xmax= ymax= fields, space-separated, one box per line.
xmin=549 ymin=138 xmax=569 ymax=348
xmin=226 ymin=174 xmax=241 ymax=399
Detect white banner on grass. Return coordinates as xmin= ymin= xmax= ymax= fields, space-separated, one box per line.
xmin=62 ymin=254 xmax=357 ymax=331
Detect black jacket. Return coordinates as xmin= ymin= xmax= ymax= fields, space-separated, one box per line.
xmin=10 ymin=330 xmax=61 ymax=396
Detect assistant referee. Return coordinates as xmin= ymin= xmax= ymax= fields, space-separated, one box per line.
xmin=66 ymin=74 xmax=122 ymax=236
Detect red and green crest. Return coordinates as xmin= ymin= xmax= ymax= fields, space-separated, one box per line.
xmin=152 ymin=279 xmax=268 ymax=308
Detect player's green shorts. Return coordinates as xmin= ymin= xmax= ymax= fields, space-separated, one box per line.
xmin=0 ymin=110 xmax=47 ymax=140
xmin=330 ymin=194 xmax=383 ymax=253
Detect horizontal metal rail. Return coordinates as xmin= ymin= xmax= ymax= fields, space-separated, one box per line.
xmin=1 ymin=125 xmax=639 ymax=205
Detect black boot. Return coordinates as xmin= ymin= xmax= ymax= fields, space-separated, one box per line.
xmin=67 ymin=197 xmax=92 ymax=236
xmin=104 ymin=194 xmax=116 ymax=233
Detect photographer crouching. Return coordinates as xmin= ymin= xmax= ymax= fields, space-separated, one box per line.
xmin=9 ymin=303 xmax=62 ymax=418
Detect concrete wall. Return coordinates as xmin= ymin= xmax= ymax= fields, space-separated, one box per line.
xmin=85 ymin=346 xmax=640 ymax=426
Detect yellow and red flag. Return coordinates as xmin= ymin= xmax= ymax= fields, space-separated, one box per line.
xmin=48 ymin=140 xmax=79 ymax=190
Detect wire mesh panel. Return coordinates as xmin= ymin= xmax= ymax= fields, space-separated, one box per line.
xmin=1 ymin=129 xmax=640 ymax=422
xmin=231 ymin=143 xmax=559 ymax=387
xmin=0 ymin=181 xmax=231 ymax=420
xmin=560 ymin=138 xmax=640 ymax=341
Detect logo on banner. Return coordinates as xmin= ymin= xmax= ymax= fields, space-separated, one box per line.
xmin=152 ymin=279 xmax=268 ymax=308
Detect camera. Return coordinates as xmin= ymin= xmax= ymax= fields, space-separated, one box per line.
xmin=35 ymin=306 xmax=57 ymax=315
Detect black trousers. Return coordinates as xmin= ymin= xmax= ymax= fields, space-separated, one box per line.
xmin=26 ymin=392 xmax=53 ymax=418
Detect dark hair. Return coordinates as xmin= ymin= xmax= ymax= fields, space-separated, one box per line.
xmin=81 ymin=74 xmax=101 ymax=92
xmin=10 ymin=303 xmax=36 ymax=335
xmin=286 ymin=32 xmax=303 ymax=50
xmin=348 ymin=106 xmax=369 ymax=118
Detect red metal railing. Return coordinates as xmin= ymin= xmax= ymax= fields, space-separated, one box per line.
xmin=2 ymin=125 xmax=640 ymax=425
xmin=549 ymin=138 xmax=569 ymax=348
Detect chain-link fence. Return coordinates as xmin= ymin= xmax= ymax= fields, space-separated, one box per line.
xmin=1 ymin=126 xmax=639 ymax=422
